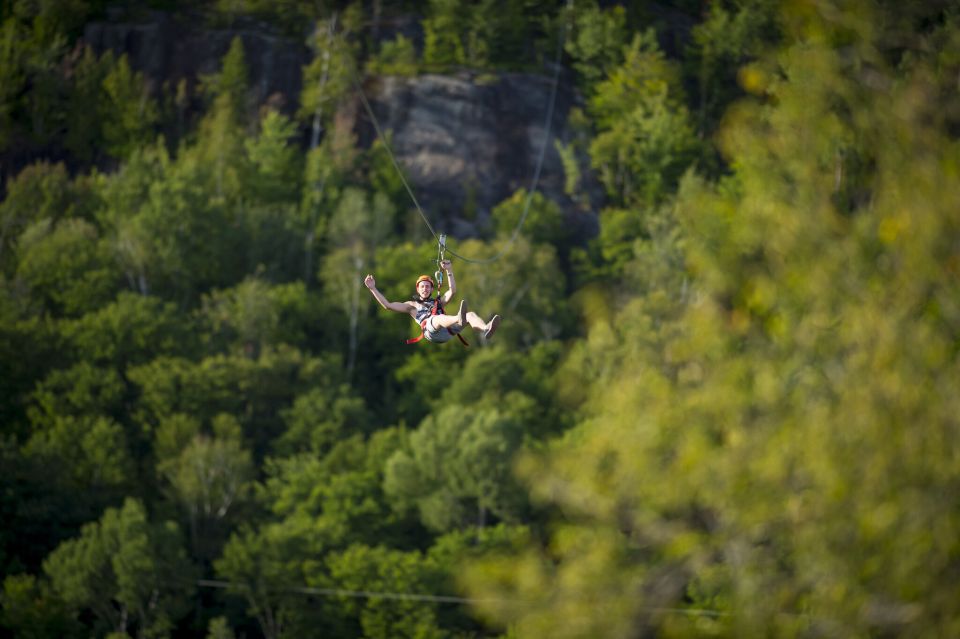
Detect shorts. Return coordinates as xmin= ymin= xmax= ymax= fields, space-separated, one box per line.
xmin=422 ymin=316 xmax=463 ymax=344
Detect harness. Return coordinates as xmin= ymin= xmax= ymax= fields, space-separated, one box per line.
xmin=405 ymin=233 xmax=468 ymax=347
xmin=405 ymin=295 xmax=469 ymax=346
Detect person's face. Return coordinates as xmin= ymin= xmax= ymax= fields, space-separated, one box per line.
xmin=417 ymin=280 xmax=433 ymax=298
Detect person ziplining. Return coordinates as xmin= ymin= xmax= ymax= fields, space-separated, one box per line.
xmin=364 ymin=258 xmax=500 ymax=345
xmin=353 ymin=11 xmax=563 ymax=347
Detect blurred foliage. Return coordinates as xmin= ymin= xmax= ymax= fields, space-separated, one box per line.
xmin=465 ymin=2 xmax=960 ymax=638
xmin=684 ymin=0 xmax=781 ymax=140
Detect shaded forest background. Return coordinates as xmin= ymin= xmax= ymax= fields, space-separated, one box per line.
xmin=1 ymin=1 xmax=959 ymax=638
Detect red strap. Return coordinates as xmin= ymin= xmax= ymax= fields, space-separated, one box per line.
xmin=406 ymin=318 xmax=429 ymax=344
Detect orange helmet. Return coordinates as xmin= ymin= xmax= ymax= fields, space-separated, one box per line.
xmin=415 ymin=275 xmax=434 ymax=288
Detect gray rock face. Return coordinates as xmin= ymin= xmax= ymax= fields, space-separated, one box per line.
xmin=82 ymin=13 xmax=597 ymax=240
xmin=356 ymin=72 xmax=581 ymax=238
xmin=83 ymin=12 xmax=305 ymax=112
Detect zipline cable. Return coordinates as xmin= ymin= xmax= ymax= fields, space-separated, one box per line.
xmin=195 ymin=578 xmax=729 ymax=617
xmin=351 ymin=70 xmax=442 ymax=245
xmin=447 ymin=24 xmax=565 ymax=265
xmin=350 ymin=8 xmax=568 ymax=264
xmin=198 ymin=578 xmax=479 ymax=605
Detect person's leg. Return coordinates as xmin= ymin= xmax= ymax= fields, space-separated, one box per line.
xmin=464 ymin=311 xmax=486 ymax=330
xmin=431 ymin=314 xmax=460 ymax=329
xmin=483 ymin=314 xmax=501 ymax=339
xmin=430 ymin=300 xmax=467 ymax=329
xmin=465 ymin=311 xmax=500 ymax=338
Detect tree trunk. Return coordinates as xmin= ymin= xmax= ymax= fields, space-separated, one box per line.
xmin=346 ymin=252 xmax=362 ymax=378
xmin=304 ymin=14 xmax=337 ymax=285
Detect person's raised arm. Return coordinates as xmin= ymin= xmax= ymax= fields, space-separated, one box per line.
xmin=364 ymin=275 xmax=412 ymax=314
xmin=439 ymin=260 xmax=456 ymax=305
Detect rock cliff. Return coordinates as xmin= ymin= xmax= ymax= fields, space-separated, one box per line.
xmin=355 ymin=71 xmax=587 ymax=238
xmin=83 ymin=11 xmax=305 ymax=111
xmin=83 ymin=12 xmax=597 ymax=239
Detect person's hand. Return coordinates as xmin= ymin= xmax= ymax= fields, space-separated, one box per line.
xmin=440 ymin=259 xmax=452 ymax=272
xmin=364 ymin=274 xmax=376 ymax=289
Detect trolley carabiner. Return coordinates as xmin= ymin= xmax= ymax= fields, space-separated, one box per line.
xmin=435 ymin=234 xmax=447 ymax=288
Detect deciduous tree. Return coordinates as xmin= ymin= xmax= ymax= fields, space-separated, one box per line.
xmin=43 ymin=498 xmax=195 ymax=639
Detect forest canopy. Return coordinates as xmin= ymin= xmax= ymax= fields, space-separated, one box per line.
xmin=2 ymin=1 xmax=959 ymax=638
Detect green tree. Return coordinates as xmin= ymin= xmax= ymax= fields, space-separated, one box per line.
xmin=28 ymin=362 xmax=125 ymax=424
xmin=366 ymin=135 xmax=411 ymax=225
xmin=0 ymin=162 xmax=96 ymax=276
xmin=491 ymin=188 xmax=567 ymax=247
xmin=43 ymin=498 xmax=195 ymax=638
xmin=262 ymin=428 xmax=416 ymax=549
xmin=205 ymin=616 xmax=235 ymax=639
xmin=200 ymin=278 xmax=318 ymax=358
xmin=0 ymin=292 xmax=60 ymax=436
xmin=297 ymin=6 xmax=363 ymax=297
xmin=129 ymin=346 xmax=338 ymax=455
xmin=14 ymin=217 xmax=119 ymax=316
xmin=325 ymin=544 xmax=444 ymax=639
xmin=384 ymin=403 xmax=528 ymax=533
xmin=686 ymin=0 xmax=780 ymax=138
xmin=470 ymin=0 xmax=536 ymax=71
xmin=191 ymin=38 xmax=251 ymax=215
xmin=234 ymin=102 xmax=306 ymax=275
xmin=299 ymin=13 xmax=357 ymax=146
xmin=245 ymin=109 xmax=301 ymax=205
xmin=93 ymin=143 xmax=166 ymax=295
xmin=134 ymin=140 xmax=243 ymax=298
xmin=0 ymin=0 xmax=100 ymax=153
xmin=203 ymin=35 xmax=251 ymax=128
xmin=100 ymin=53 xmax=160 ymax=160
xmin=572 ymin=197 xmax=687 ymax=286
xmin=299 ymin=119 xmax=357 ymax=285
xmin=21 ymin=30 xmax=67 ymax=147
xmin=211 ymin=0 xmax=324 ymax=33
xmin=215 ymin=520 xmax=311 ymax=639
xmin=321 ymin=187 xmax=393 ymax=376
xmin=214 ymin=428 xmax=423 ymax=638
xmin=447 ymin=236 xmax=569 ymax=347
xmin=367 ymin=34 xmax=418 ymax=77
xmin=158 ymin=414 xmax=254 ymax=560
xmin=22 ymin=414 xmax=133 ymax=495
xmin=59 ymin=291 xmax=192 ymax=369
xmin=437 ymin=344 xmax=563 ymax=439
xmin=0 ymin=573 xmax=81 ymax=639
xmin=422 ymin=0 xmax=466 ymax=69
xmin=64 ymin=44 xmax=111 ymax=162
xmin=275 ymin=384 xmax=370 ymax=455
xmin=0 ymin=18 xmax=28 ymax=152
xmin=12 ymin=0 xmax=91 ymax=43
xmin=565 ymin=2 xmax=628 ymax=96
xmin=587 ymin=30 xmax=700 ymax=208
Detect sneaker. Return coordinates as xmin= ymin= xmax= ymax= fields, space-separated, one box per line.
xmin=483 ymin=314 xmax=501 ymax=340
xmin=457 ymin=299 xmax=468 ymax=327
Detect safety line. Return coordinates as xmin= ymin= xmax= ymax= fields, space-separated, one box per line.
xmin=196 ymin=578 xmax=729 ymax=618
xmin=199 ymin=578 xmax=488 ymax=605
xmin=351 ymin=71 xmax=442 ymax=244
xmin=350 ymin=12 xmax=568 ymax=264
xmin=446 ymin=22 xmax=566 ymax=264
